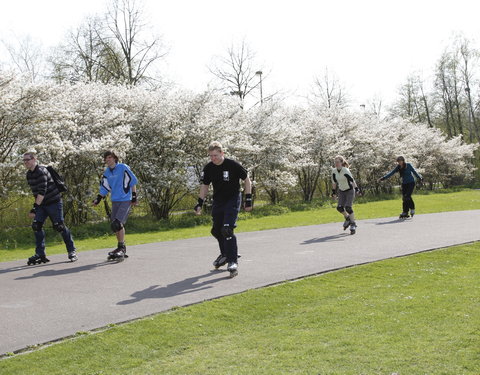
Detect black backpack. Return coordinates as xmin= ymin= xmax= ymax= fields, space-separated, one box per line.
xmin=46 ymin=166 xmax=68 ymax=193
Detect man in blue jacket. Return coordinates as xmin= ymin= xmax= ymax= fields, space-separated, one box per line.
xmin=379 ymin=156 xmax=423 ymax=219
xmin=93 ymin=151 xmax=138 ymax=260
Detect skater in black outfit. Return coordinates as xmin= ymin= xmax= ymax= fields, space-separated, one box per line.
xmin=378 ymin=156 xmax=423 ymax=219
xmin=194 ymin=142 xmax=253 ymax=278
xmin=23 ymin=152 xmax=77 ymax=265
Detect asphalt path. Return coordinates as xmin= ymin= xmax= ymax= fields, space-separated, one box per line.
xmin=0 ymin=210 xmax=479 ymax=355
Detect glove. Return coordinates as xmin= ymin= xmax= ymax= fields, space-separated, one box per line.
xmin=93 ymin=194 xmax=103 ymax=205
xmin=355 ymin=187 xmax=360 ymax=193
xmin=131 ymin=191 xmax=137 ymax=203
xmin=245 ymin=193 xmax=253 ymax=208
xmin=331 ymin=189 xmax=336 ymax=198
xmin=30 ymin=203 xmax=39 ymax=214
xmin=194 ymin=197 xmax=204 ymax=212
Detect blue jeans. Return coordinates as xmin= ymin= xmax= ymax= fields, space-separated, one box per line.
xmin=33 ymin=200 xmax=76 ymax=256
xmin=211 ymin=194 xmax=241 ymax=263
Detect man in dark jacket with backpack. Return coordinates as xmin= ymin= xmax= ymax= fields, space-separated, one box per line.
xmin=23 ymin=152 xmax=77 ymax=265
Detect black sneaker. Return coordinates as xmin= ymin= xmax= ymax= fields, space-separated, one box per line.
xmin=27 ymin=254 xmax=50 ymax=265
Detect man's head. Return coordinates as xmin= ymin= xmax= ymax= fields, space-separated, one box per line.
xmin=103 ymin=150 xmax=119 ymax=168
xmin=23 ymin=152 xmax=37 ymax=171
xmin=208 ymin=141 xmax=225 ymax=166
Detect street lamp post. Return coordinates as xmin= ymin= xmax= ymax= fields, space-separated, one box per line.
xmin=255 ymin=70 xmax=263 ymax=105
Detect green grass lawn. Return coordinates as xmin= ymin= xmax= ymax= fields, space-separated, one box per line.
xmin=1 ymin=189 xmax=479 ymax=262
xmin=1 ymin=241 xmax=479 ymax=374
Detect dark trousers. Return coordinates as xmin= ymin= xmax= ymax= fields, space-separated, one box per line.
xmin=211 ymin=194 xmax=241 ymax=263
xmin=401 ymin=182 xmax=416 ymax=213
xmin=33 ymin=200 xmax=75 ymax=256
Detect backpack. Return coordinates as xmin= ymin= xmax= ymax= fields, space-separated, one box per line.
xmin=46 ymin=166 xmax=68 ymax=193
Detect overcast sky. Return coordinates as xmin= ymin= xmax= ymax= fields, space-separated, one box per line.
xmin=1 ymin=0 xmax=480 ymax=108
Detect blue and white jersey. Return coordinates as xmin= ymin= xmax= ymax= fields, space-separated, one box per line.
xmin=99 ymin=163 xmax=138 ymax=202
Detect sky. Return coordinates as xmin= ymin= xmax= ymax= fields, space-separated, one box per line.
xmin=1 ymin=0 xmax=480 ymax=108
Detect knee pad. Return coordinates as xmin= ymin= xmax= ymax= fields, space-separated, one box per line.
xmin=111 ymin=219 xmax=124 ymax=233
xmin=32 ymin=221 xmax=43 ymax=232
xmin=336 ymin=205 xmax=344 ymax=213
xmin=221 ymin=224 xmax=234 ymax=239
xmin=345 ymin=206 xmax=353 ymax=214
xmin=211 ymin=227 xmax=221 ymax=240
xmin=53 ymin=222 xmax=66 ymax=233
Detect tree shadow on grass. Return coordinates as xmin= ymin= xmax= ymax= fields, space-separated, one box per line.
xmin=117 ymin=271 xmax=226 ymax=305
xmin=301 ymin=233 xmax=348 ymax=245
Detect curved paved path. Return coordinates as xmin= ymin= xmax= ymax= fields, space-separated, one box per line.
xmin=0 ymin=210 xmax=479 ymax=355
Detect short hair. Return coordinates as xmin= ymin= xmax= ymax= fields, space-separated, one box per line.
xmin=23 ymin=152 xmax=36 ymax=160
xmin=396 ymin=156 xmax=405 ymax=163
xmin=103 ymin=150 xmax=119 ymax=162
xmin=208 ymin=141 xmax=223 ymax=153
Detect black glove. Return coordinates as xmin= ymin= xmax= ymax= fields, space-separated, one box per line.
xmin=355 ymin=187 xmax=360 ymax=194
xmin=245 ymin=193 xmax=253 ymax=208
xmin=131 ymin=191 xmax=137 ymax=203
xmin=30 ymin=203 xmax=39 ymax=214
xmin=194 ymin=197 xmax=204 ymax=212
xmin=93 ymin=194 xmax=103 ymax=205
xmin=331 ymin=189 xmax=336 ymax=197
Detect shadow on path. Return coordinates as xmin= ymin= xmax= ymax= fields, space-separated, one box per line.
xmin=0 ymin=261 xmax=68 ymax=276
xmin=374 ymin=218 xmax=412 ymax=226
xmin=301 ymin=233 xmax=348 ymax=245
xmin=117 ymin=271 xmax=226 ymax=305
xmin=15 ymin=261 xmax=117 ymax=280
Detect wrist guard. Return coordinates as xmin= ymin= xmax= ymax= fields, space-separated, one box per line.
xmin=30 ymin=203 xmax=39 ymax=214
xmin=194 ymin=197 xmax=204 ymax=211
xmin=131 ymin=191 xmax=137 ymax=203
xmin=93 ymin=194 xmax=103 ymax=205
xmin=245 ymin=193 xmax=253 ymax=208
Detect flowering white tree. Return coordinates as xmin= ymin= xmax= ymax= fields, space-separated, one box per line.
xmin=0 ymin=74 xmax=45 ymax=211
xmin=28 ymin=82 xmax=134 ymax=223
xmin=126 ymin=90 xmax=242 ymax=218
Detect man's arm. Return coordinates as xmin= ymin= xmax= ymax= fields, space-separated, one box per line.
xmin=243 ymin=176 xmax=252 ymax=195
xmin=194 ymin=184 xmax=209 ymax=215
xmin=243 ymin=177 xmax=253 ymax=212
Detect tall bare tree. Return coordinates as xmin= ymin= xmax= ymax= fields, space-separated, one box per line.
xmin=209 ymin=39 xmax=264 ymax=107
xmin=103 ymin=0 xmax=165 ymax=85
xmin=311 ymin=68 xmax=348 ymax=110
xmin=459 ymin=37 xmax=480 ymax=142
xmin=50 ymin=0 xmax=165 ymax=86
xmin=2 ymin=35 xmax=45 ymax=82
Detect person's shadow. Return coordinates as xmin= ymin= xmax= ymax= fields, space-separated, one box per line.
xmin=301 ymin=233 xmax=348 ymax=245
xmin=14 ymin=261 xmax=116 ymax=280
xmin=117 ymin=271 xmax=226 ymax=305
xmin=375 ymin=218 xmax=411 ymax=225
xmin=0 ymin=261 xmax=64 ymax=276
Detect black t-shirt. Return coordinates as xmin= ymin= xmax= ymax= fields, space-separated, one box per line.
xmin=200 ymin=158 xmax=248 ymax=202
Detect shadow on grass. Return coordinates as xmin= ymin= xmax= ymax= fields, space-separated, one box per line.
xmin=117 ymin=271 xmax=226 ymax=305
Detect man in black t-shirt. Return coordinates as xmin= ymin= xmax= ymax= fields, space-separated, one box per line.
xmin=194 ymin=141 xmax=253 ymax=278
